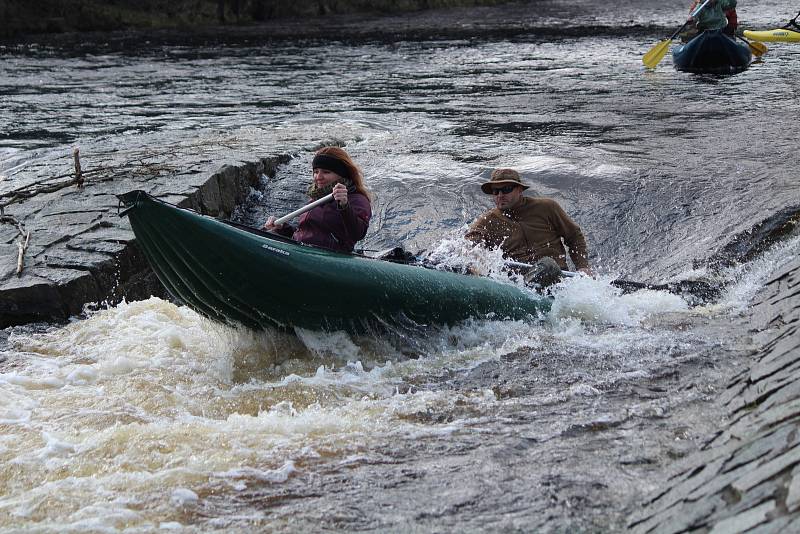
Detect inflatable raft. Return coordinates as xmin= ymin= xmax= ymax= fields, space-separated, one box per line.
xmin=673 ymin=29 xmax=752 ymax=74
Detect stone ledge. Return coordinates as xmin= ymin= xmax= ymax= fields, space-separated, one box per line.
xmin=631 ymin=255 xmax=800 ymax=532
xmin=0 ymin=153 xmax=291 ymax=328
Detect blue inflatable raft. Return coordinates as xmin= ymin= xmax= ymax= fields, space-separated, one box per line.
xmin=673 ymin=29 xmax=752 ymax=74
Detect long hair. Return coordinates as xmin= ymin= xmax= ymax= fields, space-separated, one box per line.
xmin=315 ymin=146 xmax=371 ymax=200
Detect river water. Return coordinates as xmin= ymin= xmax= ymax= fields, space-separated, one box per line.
xmin=2 ymin=0 xmax=799 ymax=531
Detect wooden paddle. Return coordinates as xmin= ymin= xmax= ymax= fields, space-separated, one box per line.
xmin=505 ymin=260 xmax=720 ymax=301
xmin=643 ymin=0 xmax=712 ymax=69
xmin=736 ymin=34 xmax=768 ymax=56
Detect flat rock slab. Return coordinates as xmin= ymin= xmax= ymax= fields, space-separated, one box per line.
xmin=1 ymin=143 xmax=293 ymax=327
xmin=631 ymin=255 xmax=800 ymax=532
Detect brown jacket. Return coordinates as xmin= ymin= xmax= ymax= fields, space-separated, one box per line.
xmin=465 ymin=196 xmax=589 ymax=270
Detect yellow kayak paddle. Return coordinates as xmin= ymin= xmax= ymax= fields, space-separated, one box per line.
xmin=643 ymin=0 xmax=712 ymax=69
xmin=737 ymin=35 xmax=768 ymax=56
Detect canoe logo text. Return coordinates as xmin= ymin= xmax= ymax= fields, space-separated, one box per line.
xmin=261 ymin=244 xmax=290 ymax=256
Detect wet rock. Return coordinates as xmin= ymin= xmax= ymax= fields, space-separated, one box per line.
xmin=631 ymin=255 xmax=800 ymax=533
xmin=0 ymin=225 xmax=20 ymax=243
xmin=0 ymin=275 xmax=68 ymax=325
xmin=732 ymin=447 xmax=800 ymax=494
xmin=708 ymin=500 xmax=775 ymax=534
xmin=786 ymin=465 xmax=800 ymax=513
xmin=0 ymin=153 xmax=292 ymax=327
xmin=708 ymin=205 xmax=800 ymax=270
xmin=0 ymin=243 xmax=19 ymax=281
xmin=66 ymin=238 xmax=127 ymax=256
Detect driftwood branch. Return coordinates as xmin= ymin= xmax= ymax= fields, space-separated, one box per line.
xmin=0 ymin=174 xmax=86 ymax=210
xmin=0 ymin=140 xmax=230 ymax=214
xmin=0 ymin=139 xmax=235 ymax=211
xmin=0 ymin=145 xmax=91 ymax=211
xmin=0 ymin=215 xmax=30 ymax=276
xmin=0 ymin=145 xmax=177 ymax=274
xmin=0 ymin=145 xmax=184 ymax=212
xmin=17 ymin=229 xmax=30 ymax=276
xmin=74 ymin=147 xmax=84 ymax=188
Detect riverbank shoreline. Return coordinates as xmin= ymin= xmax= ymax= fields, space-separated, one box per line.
xmin=1 ymin=0 xmax=662 ymax=50
xmin=0 ymin=0 xmax=519 ymax=40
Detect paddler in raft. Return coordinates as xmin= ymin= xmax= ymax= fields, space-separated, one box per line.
xmin=263 ymin=146 xmax=372 ymax=253
xmin=465 ymin=168 xmax=591 ymax=289
xmin=687 ymin=0 xmax=738 ymax=36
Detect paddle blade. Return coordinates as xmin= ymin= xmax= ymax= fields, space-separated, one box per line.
xmin=642 ymin=39 xmax=672 ymax=68
xmin=748 ymin=40 xmax=768 ymax=57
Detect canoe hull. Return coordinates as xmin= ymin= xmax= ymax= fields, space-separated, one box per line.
xmin=118 ymin=191 xmax=551 ymax=333
xmin=673 ymin=29 xmax=752 ymax=74
xmin=743 ymin=29 xmax=800 ymax=43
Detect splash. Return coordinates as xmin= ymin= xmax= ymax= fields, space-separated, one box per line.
xmin=0 ymin=297 xmax=485 ymax=531
xmin=0 ymin=273 xmax=724 ymax=531
xmin=420 ymin=232 xmax=523 ymax=283
xmin=549 ymin=273 xmax=689 ymax=327
xmin=418 ymin=232 xmax=692 ymax=329
xmin=714 ymin=234 xmax=800 ymax=312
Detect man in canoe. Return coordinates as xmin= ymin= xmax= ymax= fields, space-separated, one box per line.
xmin=263 ymin=147 xmax=372 ymax=253
xmin=465 ymin=168 xmax=590 ymax=288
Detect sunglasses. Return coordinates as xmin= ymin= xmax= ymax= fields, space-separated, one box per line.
xmin=491 ymin=185 xmax=517 ymax=195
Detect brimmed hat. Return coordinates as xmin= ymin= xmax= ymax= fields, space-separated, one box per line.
xmin=480 ymin=168 xmax=529 ymax=194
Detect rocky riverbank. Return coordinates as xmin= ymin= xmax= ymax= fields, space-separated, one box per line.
xmin=0 ymin=0 xmax=513 ymax=39
xmin=0 ymin=144 xmax=292 ymax=327
xmin=631 ymin=256 xmax=800 ymax=532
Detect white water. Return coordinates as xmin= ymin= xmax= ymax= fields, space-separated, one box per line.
xmin=1 ymin=203 xmax=794 ymax=532
xmin=0 ymin=249 xmax=720 ymax=532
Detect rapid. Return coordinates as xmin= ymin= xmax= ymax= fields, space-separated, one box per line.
xmin=1 ymin=0 xmax=799 ymax=531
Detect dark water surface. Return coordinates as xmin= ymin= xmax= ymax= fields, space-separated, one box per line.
xmin=1 ymin=0 xmax=799 ymax=531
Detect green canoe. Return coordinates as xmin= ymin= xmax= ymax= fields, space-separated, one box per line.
xmin=118 ymin=191 xmax=551 ymax=333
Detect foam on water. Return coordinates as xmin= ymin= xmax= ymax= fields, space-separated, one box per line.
xmin=0 ymin=283 xmax=724 ymax=531
xmin=422 ymin=235 xmax=691 ymax=328
xmin=0 ymin=297 xmax=546 ymax=529
xmin=549 ymin=274 xmax=689 ymax=326
xmin=715 ymin=234 xmax=800 ymax=313
xmin=0 ymin=229 xmax=737 ymax=530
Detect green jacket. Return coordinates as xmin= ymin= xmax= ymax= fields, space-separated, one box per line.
xmin=694 ymin=0 xmax=737 ymax=31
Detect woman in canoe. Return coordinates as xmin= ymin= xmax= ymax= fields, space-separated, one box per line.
xmin=263 ymin=146 xmax=372 ymax=253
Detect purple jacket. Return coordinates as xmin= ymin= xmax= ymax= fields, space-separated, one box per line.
xmin=279 ymin=193 xmax=371 ymax=253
